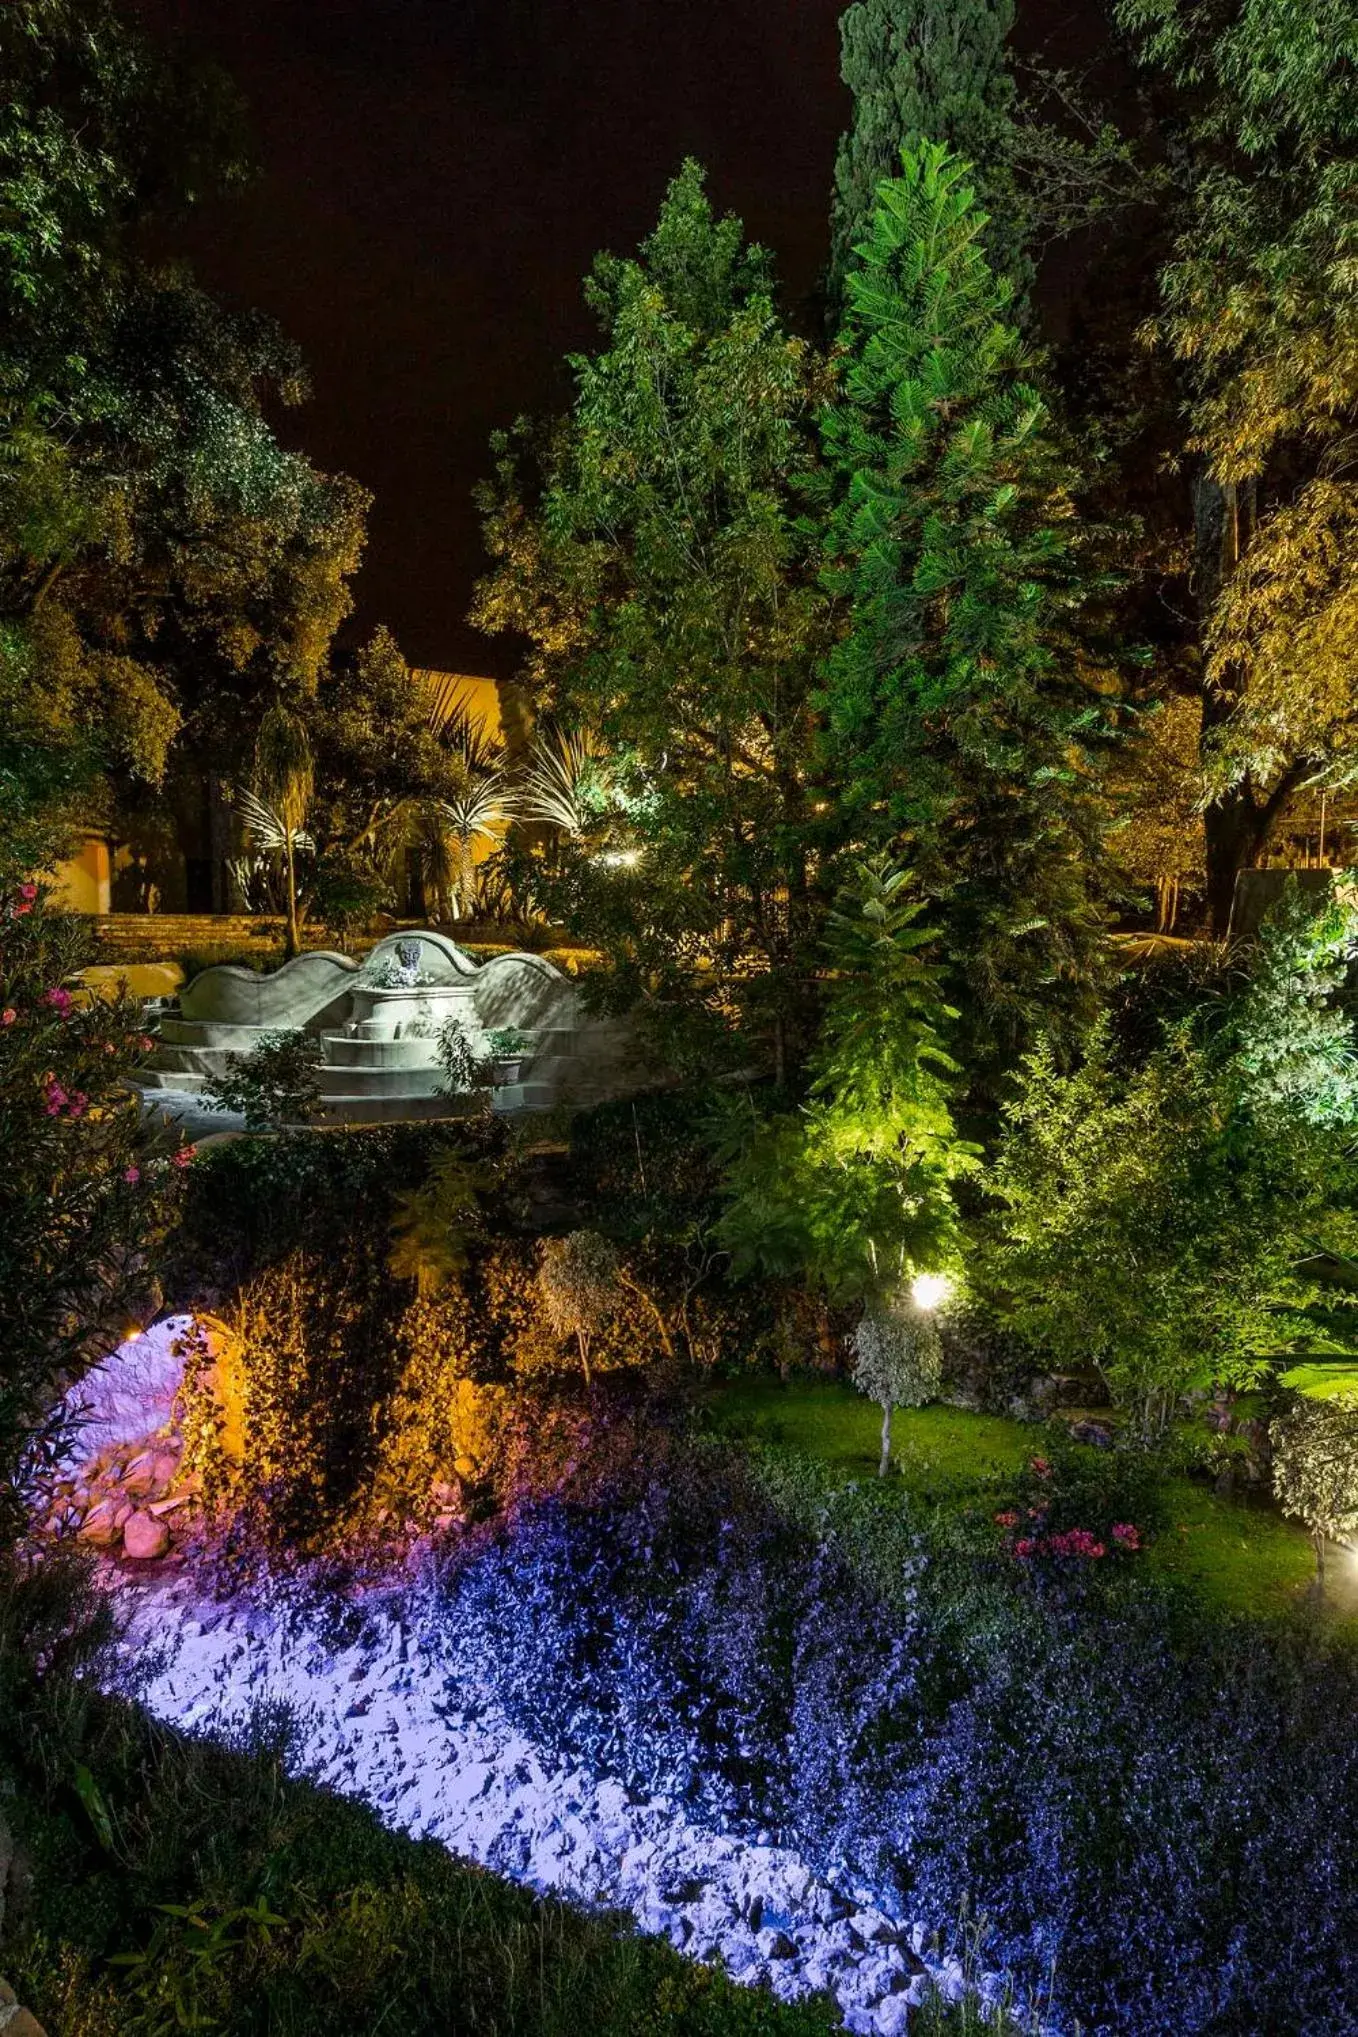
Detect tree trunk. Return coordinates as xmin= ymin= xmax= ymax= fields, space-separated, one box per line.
xmin=284 ymin=836 xmax=300 ymax=959
xmin=1195 ymin=472 xmax=1261 ymax=936
xmin=1314 ymin=1529 xmax=1327 ymax=1596
xmin=878 ymin=1401 xmax=892 ymax=1479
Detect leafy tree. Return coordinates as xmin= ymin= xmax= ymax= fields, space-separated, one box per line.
xmin=536 ymin=1231 xmax=621 ymax=1387
xmin=1115 ymin=0 xmax=1358 ymax=927
xmin=820 ymin=142 xmax=1117 ymax=1075
xmin=850 ymin=1292 xmax=943 ymax=1475
xmin=716 ymin=857 xmax=978 ymax=1302
xmin=388 ymin=1146 xmax=489 ymax=1298
xmin=0 ymin=0 xmax=368 ymax=867
xmin=990 ymin=893 xmax=1358 ymax=1436
xmin=1272 ymin=1394 xmax=1358 ymax=1591
xmin=473 ymin=162 xmax=837 ymax=1075
xmin=1110 ymin=695 xmax=1205 ymax=933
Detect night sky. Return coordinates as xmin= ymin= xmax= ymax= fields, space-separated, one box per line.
xmin=130 ymin=1 xmax=1081 ymax=676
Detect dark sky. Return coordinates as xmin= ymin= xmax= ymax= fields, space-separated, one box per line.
xmin=130 ymin=0 xmax=857 ymax=674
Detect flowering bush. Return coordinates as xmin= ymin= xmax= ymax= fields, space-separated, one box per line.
xmin=0 ymin=888 xmax=186 ymax=1536
xmin=992 ymin=1444 xmax=1162 ymax=1569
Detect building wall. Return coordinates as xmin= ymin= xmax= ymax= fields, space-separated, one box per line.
xmin=48 ymin=834 xmax=112 ymax=914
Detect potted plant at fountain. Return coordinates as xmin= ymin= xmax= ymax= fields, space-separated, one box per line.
xmin=485 ymin=1026 xmax=532 ymax=1086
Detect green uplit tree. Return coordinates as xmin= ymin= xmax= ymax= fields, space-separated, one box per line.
xmin=473 ymin=162 xmax=837 ymax=1075
xmin=716 ymin=857 xmax=978 ymax=1304
xmin=820 ymin=141 xmax=1117 ymax=1075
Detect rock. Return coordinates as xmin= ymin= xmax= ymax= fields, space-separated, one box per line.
xmin=851 ymin=1906 xmax=898 ymax=1945
xmin=756 ymin=1927 xmax=797 ymax=1962
xmin=122 ymin=1511 xmax=171 ymax=1561
xmin=2 ymin=2009 xmax=50 ymax=2037
xmin=875 ymin=1997 xmax=912 ymax=2037
xmin=77 ymin=1498 xmax=123 ymax=1547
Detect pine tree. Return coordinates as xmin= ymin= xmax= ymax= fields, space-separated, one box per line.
xmin=829 ymin=0 xmax=1023 ymax=297
xmin=820 ymin=141 xmax=1114 ymax=1075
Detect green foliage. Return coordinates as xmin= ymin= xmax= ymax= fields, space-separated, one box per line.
xmin=0 ymin=887 xmax=183 ymax=1533
xmin=1114 ymin=0 xmax=1358 ymax=912
xmin=820 ymin=141 xmax=1116 ymax=1074
xmin=200 ymin=1030 xmax=321 ymax=1131
xmin=831 ymin=0 xmax=1027 ymax=294
xmin=388 ymin=1144 xmax=488 ymax=1296
xmin=473 ymin=161 xmax=835 ymax=1069
xmin=0 ymin=0 xmax=369 ymax=869
xmin=1271 ymin=1392 xmax=1358 ymax=1583
xmin=989 ymin=894 xmax=1358 ymax=1434
xmin=716 ymin=857 xmax=978 ymax=1299
xmin=830 ymin=0 xmax=1147 ymax=306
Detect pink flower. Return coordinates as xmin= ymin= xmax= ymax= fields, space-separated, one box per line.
xmin=171 ymin=1144 xmax=196 ymax=1169
xmin=43 ymin=1079 xmax=68 ymax=1115
xmin=993 ymin=1510 xmax=1019 ymax=1528
xmin=1030 ymin=1456 xmax=1053 ymax=1479
xmin=1111 ymin=1522 xmax=1141 ymax=1551
xmin=1048 ymin=1528 xmax=1106 ymax=1560
xmin=123 ymin=1165 xmax=141 ymax=1186
xmin=137 ymin=1035 xmax=154 ymax=1054
xmin=1013 ymin=1537 xmax=1037 ymax=1559
xmin=18 ymin=883 xmax=38 ymax=902
xmin=66 ymin=1091 xmax=88 ymax=1119
xmin=44 ymin=987 xmax=73 ymax=1017
xmin=1 ymin=1008 xmax=15 ymax=1026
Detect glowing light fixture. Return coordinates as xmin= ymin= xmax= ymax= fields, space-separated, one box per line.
xmin=597 ymin=848 xmax=643 ymax=869
xmin=910 ymin=1272 xmax=951 ymax=1313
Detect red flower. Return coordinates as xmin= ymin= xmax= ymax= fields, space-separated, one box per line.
xmin=11 ymin=900 xmax=32 ymax=917
xmin=171 ymin=1144 xmax=196 ymax=1169
xmin=1030 ymin=1456 xmax=1053 ymax=1478
xmin=1111 ymin=1522 xmax=1141 ymax=1551
xmin=1013 ymin=1537 xmax=1037 ymax=1559
xmin=1 ymin=1008 xmax=15 ymax=1026
xmin=993 ymin=1510 xmax=1019 ymax=1528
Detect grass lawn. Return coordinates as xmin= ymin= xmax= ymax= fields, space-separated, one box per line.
xmin=707 ymin=1374 xmax=1345 ymax=1623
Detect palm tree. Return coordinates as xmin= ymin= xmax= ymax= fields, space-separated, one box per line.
xmin=252 ymin=706 xmax=314 ymax=956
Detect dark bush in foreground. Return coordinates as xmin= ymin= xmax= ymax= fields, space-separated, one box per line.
xmin=437 ymin=1442 xmax=1358 ymax=2037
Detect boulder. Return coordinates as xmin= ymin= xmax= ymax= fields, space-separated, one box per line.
xmin=77 ymin=1498 xmax=123 ymax=1547
xmin=122 ymin=1511 xmax=171 ymax=1561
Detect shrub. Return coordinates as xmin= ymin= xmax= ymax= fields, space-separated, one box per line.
xmin=1271 ymin=1392 xmax=1358 ymax=1588
xmin=200 ymin=1029 xmax=322 ymax=1130
xmin=0 ymin=888 xmax=184 ymax=1535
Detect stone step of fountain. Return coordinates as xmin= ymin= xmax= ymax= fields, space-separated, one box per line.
xmin=316 ymin=1064 xmax=450 ymax=1099
xmin=313 ymin=1091 xmax=482 ymax=1126
xmin=318 ymin=1032 xmax=445 ymax=1072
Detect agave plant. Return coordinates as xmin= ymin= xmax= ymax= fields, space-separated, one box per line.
xmin=520 ymin=724 xmax=608 ymax=838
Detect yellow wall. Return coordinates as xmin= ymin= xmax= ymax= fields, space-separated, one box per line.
xmin=48 ymin=834 xmax=111 ymax=914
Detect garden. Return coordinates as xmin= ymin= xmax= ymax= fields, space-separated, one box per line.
xmin=7 ymin=2 xmax=1358 ymax=2035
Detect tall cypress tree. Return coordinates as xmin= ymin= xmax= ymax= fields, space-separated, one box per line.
xmin=820 ymin=141 xmax=1114 ymax=1076
xmin=829 ymin=0 xmax=1024 ymax=298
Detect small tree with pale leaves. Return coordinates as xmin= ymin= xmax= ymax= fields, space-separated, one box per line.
xmin=851 ymin=1292 xmax=943 ymax=1477
xmin=1272 ymin=1395 xmax=1358 ymax=1593
xmin=537 ymin=1231 xmax=621 ymax=1387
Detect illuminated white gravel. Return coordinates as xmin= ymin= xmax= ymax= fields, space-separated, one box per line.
xmin=69 ymin=1324 xmax=999 ymax=2033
